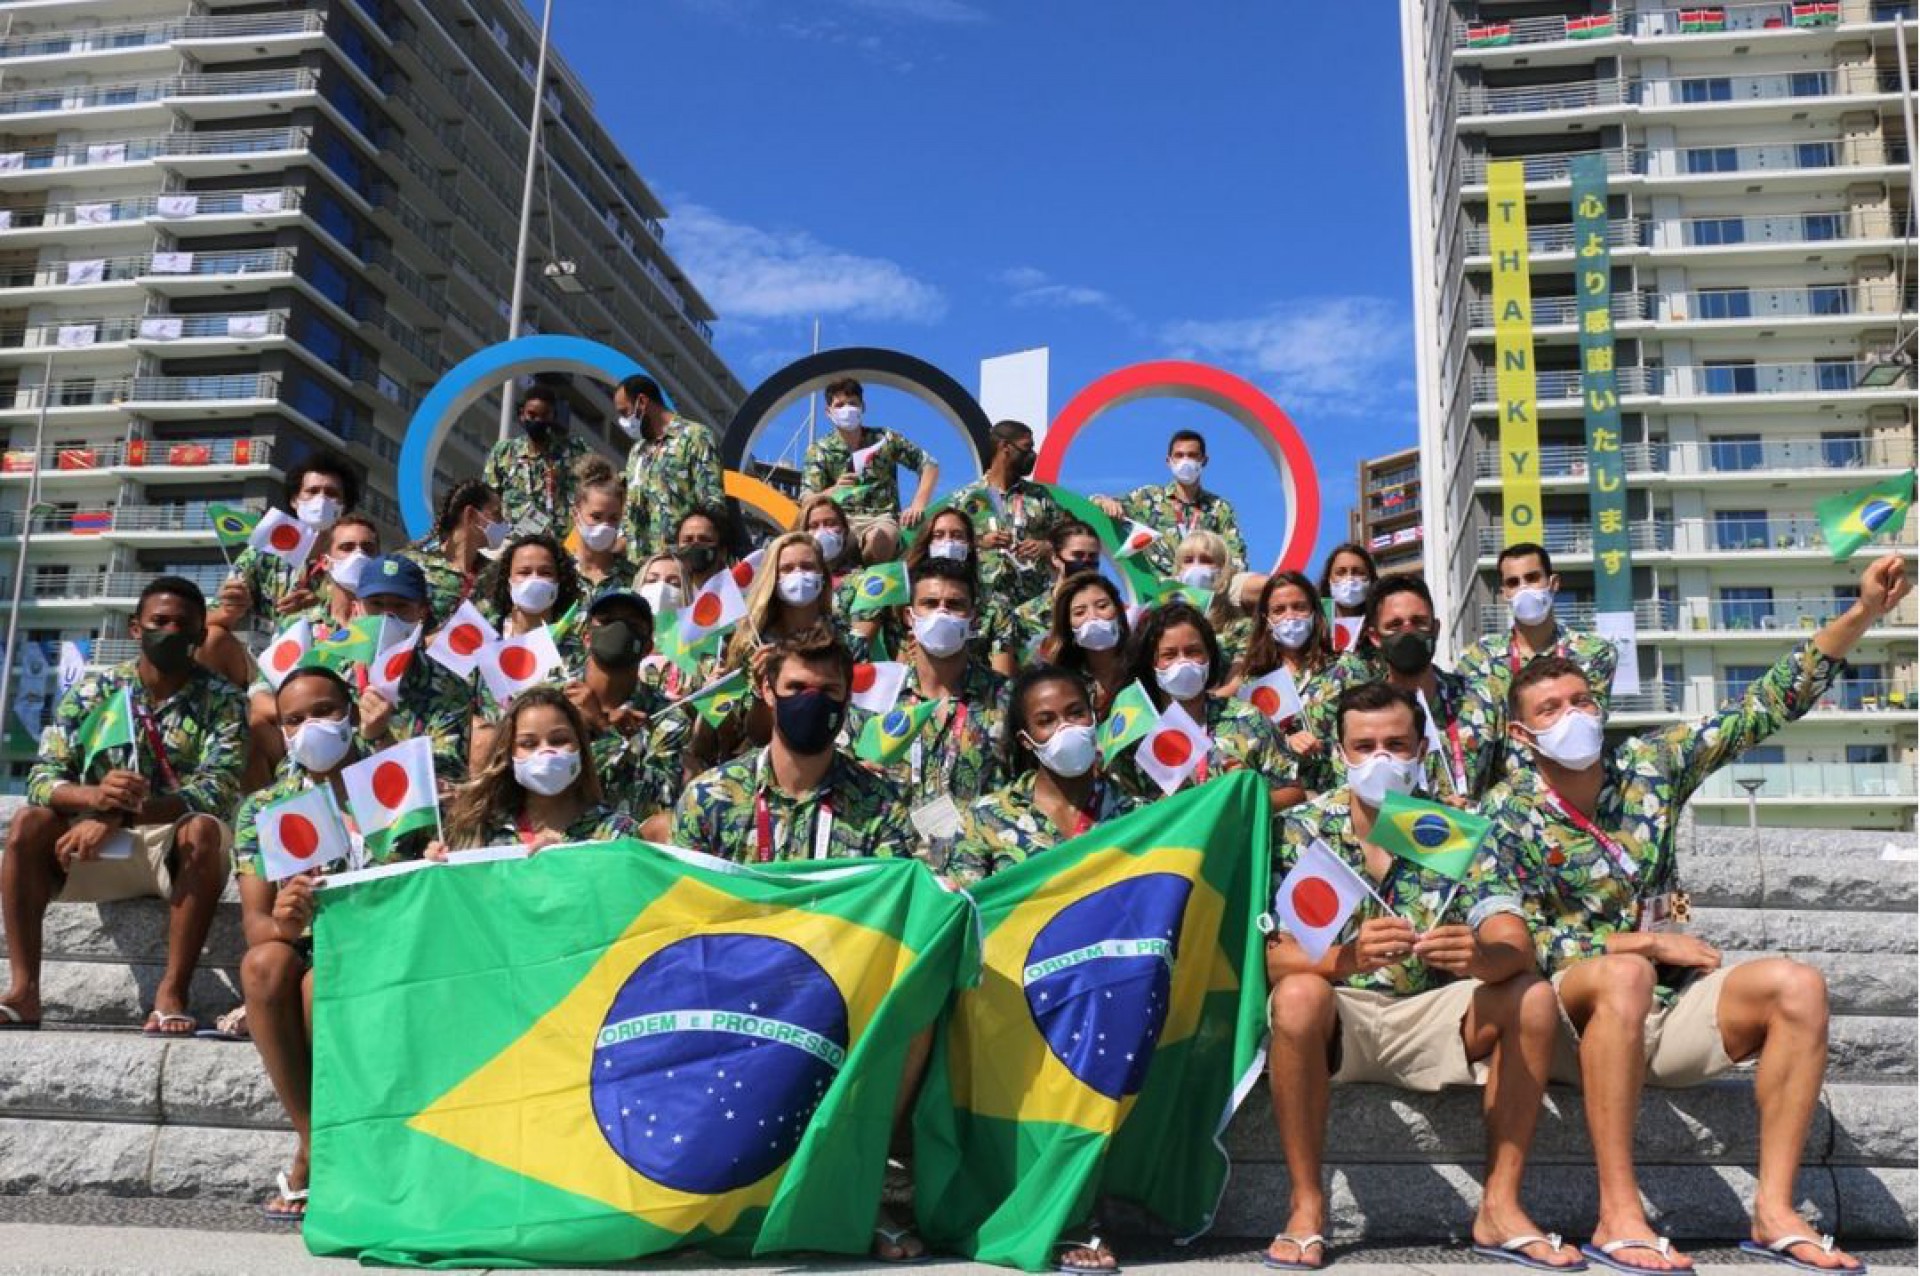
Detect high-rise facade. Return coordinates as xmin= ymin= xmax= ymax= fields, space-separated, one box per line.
xmin=1351 ymin=446 xmax=1428 ymax=574
xmin=1401 ymin=0 xmax=1917 ymax=829
xmin=0 ymin=0 xmax=745 ymax=790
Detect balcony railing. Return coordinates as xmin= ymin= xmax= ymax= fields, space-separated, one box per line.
xmin=1464 ymin=78 xmax=1632 ymax=116
xmin=1476 ymin=599 xmax=1678 ymax=633
xmin=0 ymin=128 xmax=310 ymax=174
xmin=1465 ymin=219 xmax=1643 ymax=256
xmin=1473 ymin=442 xmax=1667 ymax=480
xmin=0 ymin=566 xmax=234 ymax=603
xmin=1660 ymin=283 xmax=1909 ymax=321
xmin=1709 ymin=515 xmax=1869 ymax=552
xmin=1475 ymin=520 xmax=1675 ymax=556
xmin=1466 ymin=207 xmax=1912 ymax=256
xmin=1470 ymin=366 xmax=1657 ymax=401
xmin=0 ymin=12 xmax=322 ymax=60
xmin=1699 ymin=435 xmax=1919 ymax=475
xmin=1 ymin=247 xmax=297 ymax=290
xmin=1717 ymin=677 xmax=1912 ymax=708
xmin=122 ymin=374 xmax=279 ymax=404
xmin=1462 ymin=149 xmax=1639 ymax=185
xmin=1463 ymin=139 xmax=1903 ymax=187
xmin=1696 ymin=763 xmax=1917 ymax=802
xmin=1 ymin=378 xmax=131 ymax=410
xmin=0 ymin=187 xmax=301 ymax=231
xmin=0 ymin=437 xmax=273 ymax=472
xmin=1468 ymin=291 xmax=1647 ymax=328
xmin=0 ymin=310 xmax=289 ymax=350
xmin=1470 ymin=362 xmax=1892 ymax=402
xmin=1455 ymin=2 xmax=1860 ymax=49
xmin=0 ymin=69 xmax=317 ymax=117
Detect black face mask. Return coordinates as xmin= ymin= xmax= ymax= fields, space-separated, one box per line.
xmin=1380 ymin=630 xmax=1436 ymax=675
xmin=1009 ymin=449 xmax=1036 ymax=480
xmin=1061 ymin=556 xmax=1100 ymax=576
xmin=675 ymin=543 xmax=718 ymax=575
xmin=773 ymin=688 xmax=846 ymax=756
xmin=524 ymin=419 xmax=559 ymax=445
xmin=140 ymin=627 xmax=199 ymax=674
xmin=588 ymin=621 xmax=646 ymax=670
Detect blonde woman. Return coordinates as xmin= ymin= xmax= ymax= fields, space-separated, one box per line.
xmin=1172 ymin=529 xmax=1265 ymax=671
xmin=700 ymin=531 xmax=841 ymax=764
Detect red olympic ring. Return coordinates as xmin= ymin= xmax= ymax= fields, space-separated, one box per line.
xmin=1032 ymin=360 xmax=1321 ymax=573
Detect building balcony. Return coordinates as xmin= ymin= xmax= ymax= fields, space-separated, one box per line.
xmin=1696 ymin=596 xmax=1919 ymax=633
xmin=1700 ymin=514 xmax=1911 ymax=554
xmin=0 ymin=187 xmax=302 ymax=244
xmin=1469 ymin=361 xmax=1909 ymax=408
xmin=1474 ymin=520 xmax=1676 ymax=559
xmin=1468 ymin=365 xmax=1657 ymax=402
xmin=1468 ymin=284 xmax=1910 ymax=338
xmin=1695 ymin=762 xmax=1918 ymax=804
xmin=1461 ymin=68 xmax=1906 ymax=128
xmin=0 ymin=566 xmax=234 ymax=613
xmin=1460 ymin=139 xmax=1907 ymax=194
xmin=136 ymin=247 xmax=299 ymax=295
xmin=1471 ymin=435 xmax=1917 ymax=485
xmin=0 ymin=70 xmax=319 ymax=123
xmin=0 ymin=501 xmax=260 ymax=547
xmin=1467 ymin=291 xmax=1647 ymax=329
xmin=1475 ymin=598 xmax=1679 ymax=634
xmin=0 ymin=13 xmax=324 ymax=63
xmin=0 ymin=128 xmax=312 ymax=188
xmin=0 ymin=436 xmax=274 ymax=479
xmin=1454 ymin=2 xmax=1868 ymax=54
xmin=0 ymin=311 xmax=290 ymax=362
xmin=1464 ymin=207 xmax=1912 ymax=262
xmin=116 ymin=374 xmax=280 ymax=418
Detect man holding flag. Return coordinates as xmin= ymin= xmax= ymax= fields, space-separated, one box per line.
xmin=799 ymin=377 xmax=940 ymax=564
xmin=1483 ymin=554 xmax=1910 ymax=1276
xmin=352 ymin=557 xmax=481 ymax=784
xmin=2 ymin=578 xmax=246 ymax=1036
xmin=1265 ymin=682 xmax=1572 ymax=1272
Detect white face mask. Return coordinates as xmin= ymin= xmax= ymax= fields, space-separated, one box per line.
xmin=579 ymin=522 xmax=619 ymax=553
xmin=296 ymin=494 xmax=341 ymax=530
xmin=927 ymin=538 xmax=969 ymax=562
xmin=482 ymin=518 xmax=512 ymax=551
xmin=513 ymin=747 xmax=581 ymax=797
xmin=327 ymin=551 xmax=369 ymax=595
xmin=828 ymin=404 xmax=863 ymax=433
xmin=1271 ymin=616 xmax=1314 ymax=650
xmin=1527 ymin=707 xmax=1605 ymax=770
xmin=913 ymin=610 xmax=970 ymax=658
xmin=1330 ymin=577 xmax=1370 ymax=609
xmin=1155 ymin=659 xmax=1208 ymax=701
xmin=286 ymin=716 xmax=353 ymax=774
xmin=509 ymin=576 xmax=559 ymax=614
xmin=1510 ymin=585 xmax=1555 ymax=627
xmin=639 ymin=580 xmax=682 ymax=615
xmin=1169 ymin=457 xmax=1204 ymax=486
xmin=776 ymin=570 xmax=824 ymax=606
xmin=616 ymin=413 xmax=645 ymax=440
xmin=1028 ymin=722 xmax=1098 ymax=779
xmin=1345 ymin=751 xmax=1421 ymax=808
xmin=1073 ymin=616 xmax=1121 ymax=652
xmin=1178 ymin=563 xmax=1219 ymax=592
xmin=811 ymin=527 xmax=846 ymax=563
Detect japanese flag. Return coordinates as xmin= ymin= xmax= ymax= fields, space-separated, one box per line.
xmin=478 ymin=626 xmax=564 ymax=708
xmin=255 ymin=784 xmax=353 ymax=882
xmin=1331 ymin=616 xmax=1364 ymax=654
xmin=258 ymin=619 xmax=312 ymax=690
xmin=249 ymin=507 xmax=314 ymax=566
xmin=1238 ymin=666 xmax=1303 ymax=726
xmin=364 ymin=620 xmax=422 ymax=702
xmin=849 ymin=660 xmax=907 ymax=715
xmin=849 ymin=441 xmax=884 ymax=476
xmin=425 ymin=601 xmax=498 ymax=678
xmin=1274 ymin=838 xmax=1371 ymax=962
xmin=729 ymin=547 xmax=766 ymax=592
xmin=1134 ymin=698 xmax=1211 ymax=796
xmin=678 ymin=569 xmax=746 ymax=646
xmin=340 ymin=736 xmax=438 ymax=856
xmin=1115 ymin=520 xmax=1160 ymax=559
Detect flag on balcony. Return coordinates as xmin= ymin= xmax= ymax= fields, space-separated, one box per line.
xmin=1790 ymin=2 xmax=1839 ymax=25
xmin=135 ymin=318 xmax=182 ymax=342
xmin=1568 ymin=13 xmax=1618 ymax=38
xmin=64 ymin=259 xmax=105 ymax=286
xmin=1815 ymin=469 xmax=1915 ymax=561
xmin=148 ymin=251 xmax=193 ymax=275
xmin=208 ymin=502 xmax=258 ymax=547
xmin=154 ymin=194 xmax=199 ymax=218
xmin=56 ymin=449 xmax=95 ymax=470
xmin=70 ymin=510 xmax=111 ymax=535
xmin=167 ymin=443 xmax=211 ymax=467
xmin=1680 ymin=8 xmax=1726 ymax=31
xmin=232 ymin=439 xmax=254 ymax=466
xmin=1466 ymin=22 xmax=1512 ymax=46
xmin=1 ymin=452 xmax=32 ymax=473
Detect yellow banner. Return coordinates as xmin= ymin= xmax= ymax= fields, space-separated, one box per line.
xmin=1488 ymin=162 xmax=1540 ymax=545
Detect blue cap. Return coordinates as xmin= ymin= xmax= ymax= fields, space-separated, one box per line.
xmin=587 ymin=588 xmax=652 ymax=618
xmin=355 ymin=555 xmax=428 ymax=603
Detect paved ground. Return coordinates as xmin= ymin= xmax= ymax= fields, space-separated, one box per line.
xmin=0 ymin=1199 xmax=1910 ymax=1275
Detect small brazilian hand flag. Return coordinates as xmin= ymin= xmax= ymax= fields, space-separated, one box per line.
xmin=848 ymin=562 xmax=909 ymax=615
xmin=1153 ymin=579 xmax=1214 ymax=609
xmin=1814 ymin=469 xmax=1915 ymax=562
xmin=207 ymin=502 xmax=259 ymax=548
xmin=549 ymin=600 xmax=584 ymax=646
xmin=79 ymin=687 xmax=136 ymax=769
xmin=300 ymin=616 xmax=383 ymax=674
xmin=685 ymin=670 xmax=748 ymax=729
xmin=914 ymin=772 xmax=1272 ymax=1271
xmin=1371 ymin=791 xmax=1491 ymax=882
xmin=305 ymin=841 xmax=976 ymax=1266
xmin=1099 ymin=680 xmax=1157 ymax=765
xmin=654 ymin=607 xmax=718 ymax=677
xmin=855 ymin=698 xmax=939 ymax=766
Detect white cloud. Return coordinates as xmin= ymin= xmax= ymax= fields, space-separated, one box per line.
xmin=669 ymin=204 xmax=947 ymax=325
xmin=837 ymin=0 xmax=987 ymax=22
xmin=1161 ymin=297 xmax=1413 ymax=420
xmin=994 ymin=265 xmax=1131 ymax=321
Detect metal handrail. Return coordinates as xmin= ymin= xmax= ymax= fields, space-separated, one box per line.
xmin=0 ymin=12 xmax=321 ymax=59
xmin=0 ymin=69 xmax=318 ymax=116
xmin=0 ymin=186 xmax=301 ymax=230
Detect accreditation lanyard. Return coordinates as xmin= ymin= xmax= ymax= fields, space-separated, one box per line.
xmin=1065 ymin=779 xmax=1108 ymax=838
xmin=513 ymin=808 xmax=546 ymax=849
xmin=1173 ymin=497 xmax=1201 ymax=536
xmin=908 ymin=701 xmax=969 ymax=793
xmin=1544 ymin=789 xmax=1637 ymax=880
xmin=754 ymin=789 xmax=834 ymax=863
xmin=1416 ymin=688 xmax=1468 ymax=794
xmin=130 ymin=696 xmax=180 ymax=791
xmin=1507 ymin=631 xmax=1568 ymax=676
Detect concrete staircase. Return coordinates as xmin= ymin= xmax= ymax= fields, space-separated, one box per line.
xmin=1 ymin=823 xmax=1913 ymax=1241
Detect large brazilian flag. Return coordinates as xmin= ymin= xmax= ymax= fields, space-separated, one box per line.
xmin=914 ymin=772 xmax=1272 ymax=1271
xmin=303 ymin=840 xmax=976 ymax=1266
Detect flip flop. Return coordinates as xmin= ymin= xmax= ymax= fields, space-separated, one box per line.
xmin=1056 ymin=1233 xmax=1121 ymax=1274
xmin=0 ymin=1004 xmax=39 ymax=1031
xmin=1579 ymin=1237 xmax=1689 ymax=1274
xmin=142 ymin=1011 xmax=198 ymax=1038
xmin=1738 ymin=1236 xmax=1867 ymax=1274
xmin=871 ymin=1225 xmax=930 ymax=1266
xmin=195 ymin=1007 xmax=249 ymax=1042
xmin=1472 ymin=1233 xmax=1588 ymax=1271
xmin=1262 ymin=1233 xmax=1326 ymax=1271
xmin=261 ymin=1169 xmax=308 ymax=1223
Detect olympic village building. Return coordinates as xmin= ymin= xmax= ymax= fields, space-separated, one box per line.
xmin=0 ymin=0 xmax=745 ymax=793
xmin=1401 ymin=0 xmax=1918 ymax=830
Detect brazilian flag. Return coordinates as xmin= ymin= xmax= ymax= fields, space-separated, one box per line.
xmin=855 ymin=698 xmax=939 ymax=765
xmin=1814 ymin=469 xmax=1914 ymax=562
xmin=1372 ymin=791 xmax=1491 ymax=881
xmin=914 ymin=772 xmax=1272 ymax=1271
xmin=299 ymin=616 xmax=383 ymax=674
xmin=306 ymin=841 xmax=975 ymax=1266
xmin=848 ymin=561 xmax=909 ymax=615
xmin=685 ymin=670 xmax=749 ymax=729
xmin=206 ymin=501 xmax=258 ymax=547
xmin=653 ymin=607 xmax=719 ymax=677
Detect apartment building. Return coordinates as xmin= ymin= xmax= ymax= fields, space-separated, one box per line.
xmin=1351 ymin=446 xmax=1428 ymax=575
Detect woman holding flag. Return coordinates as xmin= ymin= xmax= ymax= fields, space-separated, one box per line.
xmin=1317 ymin=542 xmax=1379 ymax=656
xmin=1039 ymin=571 xmax=1132 ymax=716
xmin=434 ymin=688 xmax=636 ymax=854
xmin=399 ymin=479 xmax=507 ymax=626
xmin=1237 ymin=572 xmax=1337 ymax=795
xmin=855 ymin=506 xmax=1011 ymax=673
xmin=1172 ymin=529 xmax=1264 ymax=668
xmin=1011 ymin=520 xmax=1106 ymax=663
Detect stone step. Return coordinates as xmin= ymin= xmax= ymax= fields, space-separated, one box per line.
xmin=1682 ymin=827 xmax=1918 ymax=912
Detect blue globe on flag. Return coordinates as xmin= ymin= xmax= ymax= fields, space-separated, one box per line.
xmin=1859 ymin=499 xmax=1895 ymax=533
xmin=1411 ymin=813 xmax=1454 ymax=849
xmin=1021 ymin=873 xmax=1192 ymax=1100
xmin=591 ymin=934 xmax=849 ymax=1193
xmin=862 ymin=575 xmax=886 ymax=597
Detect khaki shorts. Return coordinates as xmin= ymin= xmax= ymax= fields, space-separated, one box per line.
xmin=1549 ymin=966 xmax=1735 ymax=1088
xmin=848 ymin=513 xmax=901 ymax=548
xmin=56 ymin=818 xmax=233 ymax=904
xmin=1328 ymin=980 xmax=1483 ymax=1092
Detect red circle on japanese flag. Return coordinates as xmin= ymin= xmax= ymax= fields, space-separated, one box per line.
xmin=851 ymin=665 xmax=876 ymax=693
xmin=1149 ymin=729 xmax=1192 ymax=768
xmin=279 ymin=814 xmax=320 ymax=860
xmin=371 ymin=760 xmax=410 ymax=809
xmin=1291 ymin=877 xmax=1340 ymax=929
xmin=268 ymin=523 xmax=303 ymax=552
xmin=731 ymin=561 xmax=755 ymax=587
xmin=1250 ymin=686 xmax=1281 ymax=718
xmin=1126 ymin=531 xmax=1153 ymax=551
xmin=448 ymin=623 xmax=485 ymax=656
xmin=498 ymin=645 xmax=536 ymax=680
xmin=269 ymin=642 xmax=300 ymax=673
xmin=691 ymin=593 xmax=723 ymax=628
xmin=382 ymin=650 xmax=412 ymax=682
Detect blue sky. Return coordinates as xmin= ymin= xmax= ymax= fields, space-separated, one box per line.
xmin=541 ymin=0 xmax=1418 ymax=568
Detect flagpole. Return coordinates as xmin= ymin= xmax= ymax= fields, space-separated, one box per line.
xmin=0 ymin=351 xmax=53 ymax=744
xmin=1436 ymin=882 xmax=1462 ymax=925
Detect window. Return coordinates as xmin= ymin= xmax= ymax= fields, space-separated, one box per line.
xmin=1847 ymin=745 xmax=1890 ymax=764
xmin=1789 ymin=72 xmax=1826 ymax=97
xmin=1661 ymin=666 xmax=1685 ymax=712
xmin=308 ymin=188 xmax=368 ymax=257
xmin=1796 ymin=141 xmax=1836 ymax=168
xmin=1718 ymin=586 xmax=1774 ymax=628
xmin=1696 ymin=288 xmax=1752 ymax=319
xmin=1686 ymin=147 xmax=1739 ymax=174
xmin=1714 ymin=508 xmax=1770 ymax=549
xmin=1802 ymin=213 xmax=1842 ymax=241
xmin=1839 ymin=664 xmax=1885 ymax=709
xmin=302 ymin=249 xmax=354 ymax=311
xmin=1709 ymin=434 xmax=1763 ymax=471
xmin=1681 ymin=78 xmax=1732 ymax=103
xmin=1703 ymin=361 xmax=1757 ymax=394
xmin=1814 ymin=357 xmax=1853 ymax=392
xmin=1807 ymin=285 xmax=1850 ymax=316
xmin=1821 ymin=431 xmax=1865 ymax=467
xmin=1738 ymin=745 xmax=1787 ymax=765
xmin=1722 ymin=664 xmax=1771 ymax=701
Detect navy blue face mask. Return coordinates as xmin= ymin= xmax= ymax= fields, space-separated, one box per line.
xmin=773 ymin=688 xmax=846 ymax=756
